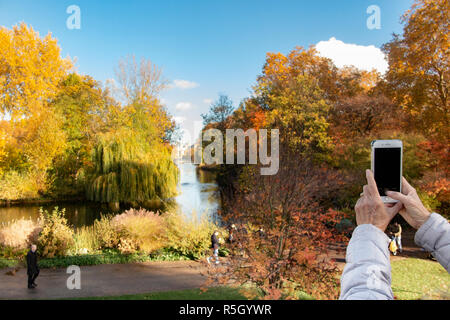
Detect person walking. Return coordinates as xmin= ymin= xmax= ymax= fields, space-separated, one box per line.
xmin=207 ymin=230 xmax=221 ymax=265
xmin=227 ymin=224 xmax=237 ymax=243
xmin=26 ymin=244 xmax=39 ymax=289
xmin=393 ymin=222 xmax=403 ymax=253
xmin=389 ymin=235 xmax=398 ymax=256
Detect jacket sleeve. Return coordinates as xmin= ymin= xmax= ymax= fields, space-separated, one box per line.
xmin=415 ymin=213 xmax=450 ymax=273
xmin=339 ymin=224 xmax=394 ymax=300
xmin=26 ymin=252 xmax=32 ymax=272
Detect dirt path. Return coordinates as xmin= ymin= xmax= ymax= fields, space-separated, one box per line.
xmin=0 ymin=260 xmax=207 ymax=299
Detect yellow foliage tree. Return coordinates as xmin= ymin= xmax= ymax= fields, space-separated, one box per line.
xmin=0 ymin=23 xmax=71 ymax=193
xmin=0 ymin=127 xmax=7 ymax=175
xmin=0 ymin=22 xmax=72 ymax=118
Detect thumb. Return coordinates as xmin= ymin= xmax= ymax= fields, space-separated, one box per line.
xmin=386 ymin=191 xmax=408 ymax=204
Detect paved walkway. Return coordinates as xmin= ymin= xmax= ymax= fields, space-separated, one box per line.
xmin=0 ymin=261 xmax=207 ymax=299
xmin=0 ymin=230 xmax=429 ymax=300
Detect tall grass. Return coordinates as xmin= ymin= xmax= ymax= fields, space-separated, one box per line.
xmin=0 ymin=207 xmax=224 ymax=261
xmin=0 ymin=218 xmax=41 ymax=249
xmin=72 ymin=225 xmax=100 ymax=255
xmin=165 ymin=211 xmax=224 ymax=259
xmin=112 ymin=208 xmax=167 ymax=254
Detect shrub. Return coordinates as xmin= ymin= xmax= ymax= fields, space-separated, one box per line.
xmin=416 ymin=189 xmax=441 ymax=213
xmin=94 ymin=215 xmax=119 ymax=249
xmin=0 ymin=218 xmax=41 ymax=250
xmin=111 ymin=208 xmax=166 ymax=254
xmin=37 ymin=207 xmax=74 ymax=258
xmin=0 ymin=170 xmax=40 ymax=200
xmin=164 ymin=211 xmax=222 ymax=259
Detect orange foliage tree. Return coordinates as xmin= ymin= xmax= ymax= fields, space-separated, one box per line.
xmin=382 ymin=0 xmax=449 ymax=141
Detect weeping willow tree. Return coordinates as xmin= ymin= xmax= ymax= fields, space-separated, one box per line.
xmin=86 ymin=130 xmax=178 ymax=208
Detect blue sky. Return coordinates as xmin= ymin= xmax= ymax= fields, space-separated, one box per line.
xmin=0 ymin=0 xmax=414 ymax=138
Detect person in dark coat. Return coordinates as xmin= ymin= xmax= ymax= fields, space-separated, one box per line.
xmin=26 ymin=244 xmax=39 ymax=289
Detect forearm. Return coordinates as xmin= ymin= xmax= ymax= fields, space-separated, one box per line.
xmin=415 ymin=213 xmax=450 ymax=273
xmin=339 ymin=224 xmax=394 ymax=300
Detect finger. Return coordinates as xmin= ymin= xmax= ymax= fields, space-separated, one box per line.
xmin=355 ymin=196 xmax=363 ymax=209
xmin=401 ymin=177 xmax=415 ymax=195
xmin=386 ymin=191 xmax=409 ymax=204
xmin=366 ymin=169 xmax=380 ymax=197
xmin=363 ymin=185 xmax=371 ymax=198
xmin=386 ymin=201 xmax=403 ymax=218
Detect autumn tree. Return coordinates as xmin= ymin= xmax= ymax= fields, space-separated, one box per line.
xmin=47 ymin=73 xmax=112 ymax=196
xmin=330 ymin=93 xmax=397 ymax=138
xmin=336 ymin=66 xmax=381 ymax=96
xmin=0 ymin=23 xmax=71 ymax=192
xmin=114 ymin=55 xmax=175 ymax=143
xmin=0 ymin=23 xmax=72 ymax=118
xmin=382 ymin=0 xmax=449 ymax=140
xmin=86 ymin=57 xmax=179 ymax=208
xmin=256 ymin=71 xmax=332 ymax=160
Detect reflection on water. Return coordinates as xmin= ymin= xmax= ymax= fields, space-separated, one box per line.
xmin=0 ymin=162 xmax=221 ymax=227
xmin=174 ymin=161 xmax=220 ymax=223
xmin=0 ymin=202 xmax=109 ymax=228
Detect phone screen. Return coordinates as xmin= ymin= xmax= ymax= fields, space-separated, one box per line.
xmin=374 ymin=147 xmax=401 ymax=196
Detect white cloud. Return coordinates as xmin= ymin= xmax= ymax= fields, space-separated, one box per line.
xmin=172 ymin=79 xmax=199 ymax=89
xmin=173 ymin=116 xmax=186 ymax=124
xmin=315 ymin=37 xmax=388 ymax=74
xmin=175 ymin=102 xmax=192 ymax=110
xmin=203 ymin=98 xmax=212 ymax=104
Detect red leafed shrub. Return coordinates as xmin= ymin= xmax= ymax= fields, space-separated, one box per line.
xmin=207 ymin=155 xmax=349 ymax=300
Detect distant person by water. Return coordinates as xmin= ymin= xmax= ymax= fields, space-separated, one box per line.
xmin=227 ymin=224 xmax=237 ymax=243
xmin=207 ymin=230 xmax=221 ymax=265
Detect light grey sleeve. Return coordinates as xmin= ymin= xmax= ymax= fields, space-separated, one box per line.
xmin=339 ymin=224 xmax=394 ymax=300
xmin=415 ymin=213 xmax=450 ymax=273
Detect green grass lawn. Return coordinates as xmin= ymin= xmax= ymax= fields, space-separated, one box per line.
xmin=391 ymin=257 xmax=450 ymax=300
xmin=73 ymin=286 xmax=249 ymax=300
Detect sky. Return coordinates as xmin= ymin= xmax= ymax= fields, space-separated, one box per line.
xmin=0 ymin=0 xmax=414 ymax=142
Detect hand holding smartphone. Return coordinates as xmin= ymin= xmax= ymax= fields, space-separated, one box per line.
xmin=371 ymin=140 xmax=403 ymax=203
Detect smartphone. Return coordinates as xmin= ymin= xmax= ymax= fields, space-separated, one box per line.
xmin=371 ymin=140 xmax=403 ymax=203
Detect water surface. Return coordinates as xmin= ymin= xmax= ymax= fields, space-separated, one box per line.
xmin=0 ymin=162 xmax=220 ymax=227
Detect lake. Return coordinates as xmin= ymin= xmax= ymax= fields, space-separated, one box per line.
xmin=0 ymin=162 xmax=221 ymax=227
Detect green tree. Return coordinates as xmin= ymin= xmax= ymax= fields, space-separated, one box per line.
xmin=201 ymin=94 xmax=234 ymax=133
xmin=86 ymin=130 xmax=178 ymax=209
xmin=86 ymin=57 xmax=179 ymax=208
xmin=48 ymin=73 xmax=110 ymax=196
xmin=258 ymin=73 xmax=332 ymax=161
